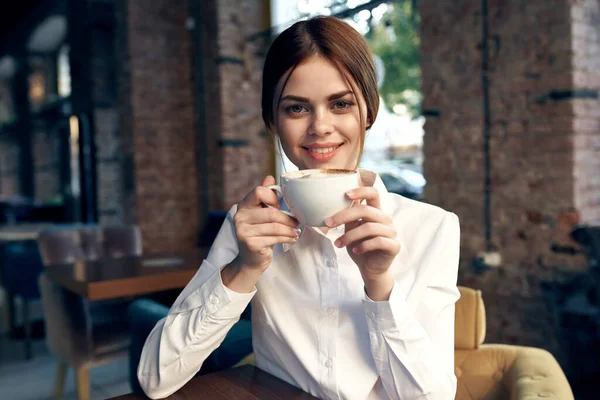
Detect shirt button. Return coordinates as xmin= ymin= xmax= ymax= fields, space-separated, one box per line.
xmin=209 ymin=294 xmax=219 ymax=305
xmin=326 ymin=307 xmax=335 ymax=315
xmin=368 ymin=311 xmax=376 ymax=318
xmin=325 ymin=258 xmax=335 ymax=268
xmin=325 ymin=359 xmax=333 ymax=368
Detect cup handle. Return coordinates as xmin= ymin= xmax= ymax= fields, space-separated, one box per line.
xmin=266 ymin=185 xmax=295 ymax=218
xmin=267 ymin=184 xmax=282 ymax=197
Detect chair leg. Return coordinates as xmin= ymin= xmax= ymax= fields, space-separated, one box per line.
xmin=53 ymin=361 xmax=68 ymax=400
xmin=7 ymin=291 xmax=16 ymax=337
xmin=23 ymin=299 xmax=32 ymax=360
xmin=0 ymin=288 xmax=9 ymax=335
xmin=76 ymin=367 xmax=90 ymax=400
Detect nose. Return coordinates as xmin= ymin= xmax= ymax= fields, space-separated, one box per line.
xmin=308 ymin=110 xmax=334 ymax=136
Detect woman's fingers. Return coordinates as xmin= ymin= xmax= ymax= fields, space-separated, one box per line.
xmin=262 ymin=175 xmax=276 ymax=187
xmin=238 ymin=222 xmax=300 ymax=239
xmin=350 ymin=236 xmax=400 ymax=255
xmin=334 ymin=222 xmax=396 ymax=248
xmin=326 ymin=204 xmax=391 ymax=228
xmin=234 ymin=207 xmax=299 ymax=228
xmin=345 ymin=187 xmax=381 ymax=209
xmin=243 ymin=235 xmax=299 ymax=254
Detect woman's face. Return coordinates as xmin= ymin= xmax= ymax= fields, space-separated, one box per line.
xmin=276 ymin=56 xmax=367 ymax=171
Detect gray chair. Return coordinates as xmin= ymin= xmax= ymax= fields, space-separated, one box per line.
xmin=37 ymin=225 xmax=141 ymax=400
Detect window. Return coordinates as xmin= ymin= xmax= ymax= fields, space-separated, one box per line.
xmin=57 ymin=44 xmax=71 ymax=98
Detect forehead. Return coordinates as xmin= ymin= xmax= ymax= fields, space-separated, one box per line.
xmin=281 ymin=56 xmax=356 ymax=97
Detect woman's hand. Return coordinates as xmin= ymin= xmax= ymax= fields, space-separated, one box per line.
xmin=326 ymin=187 xmax=400 ymax=300
xmin=233 ymin=176 xmax=300 ymax=272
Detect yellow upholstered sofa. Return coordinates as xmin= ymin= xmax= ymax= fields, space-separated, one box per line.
xmin=454 ymin=286 xmax=573 ymax=400
xmin=236 ymin=286 xmax=574 ymax=399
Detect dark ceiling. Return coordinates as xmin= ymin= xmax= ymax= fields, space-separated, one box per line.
xmin=0 ymin=0 xmax=46 ymax=56
xmin=0 ymin=0 xmax=42 ymax=41
xmin=0 ymin=0 xmax=112 ymax=55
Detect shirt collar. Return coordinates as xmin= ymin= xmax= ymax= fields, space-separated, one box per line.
xmin=359 ymin=169 xmax=388 ymax=196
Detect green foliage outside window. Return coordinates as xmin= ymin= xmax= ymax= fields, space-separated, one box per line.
xmin=362 ymin=1 xmax=421 ymax=118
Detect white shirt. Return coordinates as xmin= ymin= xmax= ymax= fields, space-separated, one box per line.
xmin=138 ymin=171 xmax=461 ymax=400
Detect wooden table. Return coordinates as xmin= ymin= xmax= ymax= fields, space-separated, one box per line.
xmin=0 ymin=223 xmax=55 ymax=242
xmin=0 ymin=222 xmax=97 ymax=242
xmin=110 ymin=365 xmax=318 ymax=400
xmin=45 ymin=248 xmax=207 ymax=300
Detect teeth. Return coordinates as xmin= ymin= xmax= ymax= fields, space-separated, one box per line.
xmin=307 ymin=146 xmax=339 ymax=154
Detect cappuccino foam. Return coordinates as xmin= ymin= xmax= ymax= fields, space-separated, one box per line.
xmin=291 ymin=169 xmax=355 ymax=180
xmin=309 ymin=172 xmax=350 ymax=179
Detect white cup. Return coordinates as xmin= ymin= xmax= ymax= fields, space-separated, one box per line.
xmin=268 ymin=169 xmax=360 ymax=227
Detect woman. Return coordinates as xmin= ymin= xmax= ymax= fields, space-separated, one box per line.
xmin=138 ymin=16 xmax=460 ymax=400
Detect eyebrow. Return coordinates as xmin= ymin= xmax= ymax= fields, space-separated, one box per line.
xmin=280 ymin=90 xmax=354 ymax=103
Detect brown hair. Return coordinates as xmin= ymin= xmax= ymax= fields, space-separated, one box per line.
xmin=261 ymin=16 xmax=380 ymax=168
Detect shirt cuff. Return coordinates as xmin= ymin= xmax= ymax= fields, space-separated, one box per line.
xmin=170 ymin=260 xmax=255 ymax=318
xmin=220 ymin=269 xmax=257 ymax=302
xmin=362 ymin=282 xmax=411 ymax=332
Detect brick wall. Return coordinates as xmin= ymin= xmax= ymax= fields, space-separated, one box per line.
xmin=116 ymin=0 xmax=199 ymax=252
xmin=198 ymin=0 xmax=273 ymax=210
xmin=218 ymin=0 xmax=272 ymax=208
xmin=114 ymin=0 xmax=272 ymax=251
xmin=420 ymin=0 xmax=486 ymax=257
xmin=421 ymin=0 xmax=600 ymax=357
xmin=572 ymin=0 xmax=600 ymax=224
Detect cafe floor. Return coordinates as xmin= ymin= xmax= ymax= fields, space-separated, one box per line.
xmin=0 ymin=298 xmax=131 ymax=400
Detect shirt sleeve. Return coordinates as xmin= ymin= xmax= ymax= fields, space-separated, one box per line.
xmin=137 ymin=205 xmax=256 ymax=399
xmin=362 ymin=211 xmax=460 ymax=399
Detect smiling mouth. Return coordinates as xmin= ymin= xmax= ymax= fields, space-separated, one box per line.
xmin=302 ymin=144 xmax=343 ymax=154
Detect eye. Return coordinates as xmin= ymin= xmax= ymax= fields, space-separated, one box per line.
xmin=332 ymin=100 xmax=353 ymax=110
xmin=285 ymin=104 xmax=309 ymax=114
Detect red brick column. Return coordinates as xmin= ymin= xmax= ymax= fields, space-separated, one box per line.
xmin=115 ymin=0 xmax=272 ymax=252
xmin=116 ymin=0 xmax=199 ymax=252
xmin=572 ymin=0 xmax=600 ymax=224
xmin=198 ymin=0 xmax=273 ymax=210
xmin=420 ymin=0 xmax=600 ymax=354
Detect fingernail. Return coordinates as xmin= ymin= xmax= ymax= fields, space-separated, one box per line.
xmin=325 ymin=218 xmax=334 ymax=227
xmin=353 ymin=247 xmax=360 ymax=254
xmin=346 ymin=190 xmax=355 ymax=197
xmin=334 ymin=239 xmax=342 ymax=247
xmin=295 ymin=228 xmax=302 ymax=236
